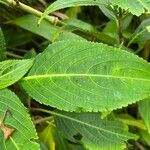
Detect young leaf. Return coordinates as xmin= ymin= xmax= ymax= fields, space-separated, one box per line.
xmin=39 ymin=0 xmax=108 ymax=24
xmin=0 ymin=59 xmax=33 ymax=89
xmin=0 ymin=89 xmax=40 ymax=149
xmin=39 ymin=123 xmax=55 ymax=150
xmin=139 ymin=98 xmax=150 ymax=133
xmin=0 ymin=28 xmax=6 ymax=61
xmin=127 ymin=18 xmax=150 ymax=49
xmin=54 ymin=111 xmax=137 ymax=150
xmin=21 ymin=40 xmax=150 ymax=112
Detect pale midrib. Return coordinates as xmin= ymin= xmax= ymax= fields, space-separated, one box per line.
xmin=22 ymin=74 xmax=150 ymax=82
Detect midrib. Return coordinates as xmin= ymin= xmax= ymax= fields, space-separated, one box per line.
xmin=22 ymin=74 xmax=150 ymax=82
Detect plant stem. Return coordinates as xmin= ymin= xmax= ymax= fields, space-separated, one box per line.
xmin=7 ymin=51 xmax=23 ymax=58
xmin=31 ymin=108 xmax=79 ymax=124
xmin=31 ymin=108 xmax=62 ymax=117
xmin=0 ymin=0 xmax=63 ymax=25
xmin=34 ymin=116 xmax=53 ymax=124
xmin=118 ymin=8 xmax=123 ymax=44
xmin=135 ymin=142 xmax=146 ymax=150
xmin=116 ymin=117 xmax=146 ymax=130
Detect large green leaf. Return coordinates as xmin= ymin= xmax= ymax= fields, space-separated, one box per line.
xmin=139 ymin=98 xmax=150 ymax=133
xmin=0 ymin=89 xmax=40 ymax=149
xmin=21 ymin=40 xmax=150 ymax=112
xmin=0 ymin=59 xmax=33 ymax=89
xmin=0 ymin=28 xmax=6 ymax=61
xmin=54 ymin=111 xmax=137 ymax=150
xmin=39 ymin=0 xmax=108 ymax=23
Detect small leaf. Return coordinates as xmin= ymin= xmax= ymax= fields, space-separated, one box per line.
xmin=0 ymin=89 xmax=40 ymax=149
xmin=54 ymin=111 xmax=137 ymax=150
xmin=139 ymin=98 xmax=150 ymax=133
xmin=21 ymin=40 xmax=150 ymax=112
xmin=0 ymin=59 xmax=33 ymax=89
xmin=39 ymin=123 xmax=55 ymax=150
xmin=128 ymin=18 xmax=150 ymax=49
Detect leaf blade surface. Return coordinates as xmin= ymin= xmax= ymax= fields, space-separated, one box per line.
xmin=22 ymin=40 xmax=150 ymax=112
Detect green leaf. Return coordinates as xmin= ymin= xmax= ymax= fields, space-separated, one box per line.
xmin=54 ymin=111 xmax=137 ymax=150
xmin=0 ymin=59 xmax=33 ymax=89
xmin=111 ymin=0 xmax=150 ymax=16
xmin=21 ymin=40 xmax=150 ymax=112
xmin=39 ymin=0 xmax=108 ymax=24
xmin=0 ymin=28 xmax=6 ymax=61
xmin=127 ymin=18 xmax=150 ymax=49
xmin=0 ymin=89 xmax=40 ymax=149
xmin=139 ymin=98 xmax=150 ymax=133
xmin=64 ymin=18 xmax=117 ymax=45
xmin=4 ymin=29 xmax=33 ymax=48
xmin=12 ymin=15 xmax=84 ymax=42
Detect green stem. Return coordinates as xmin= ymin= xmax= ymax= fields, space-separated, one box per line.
xmin=0 ymin=0 xmax=63 ymax=25
xmin=118 ymin=8 xmax=123 ymax=44
xmin=7 ymin=51 xmax=23 ymax=58
xmin=31 ymin=108 xmax=65 ymax=118
xmin=34 ymin=116 xmax=53 ymax=124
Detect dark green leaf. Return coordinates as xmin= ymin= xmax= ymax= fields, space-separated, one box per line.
xmin=54 ymin=111 xmax=137 ymax=150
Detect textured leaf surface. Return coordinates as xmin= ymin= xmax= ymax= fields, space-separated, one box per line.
xmin=39 ymin=0 xmax=108 ymax=23
xmin=0 ymin=28 xmax=6 ymax=61
xmin=111 ymin=0 xmax=150 ymax=16
xmin=0 ymin=59 xmax=33 ymax=89
xmin=139 ymin=98 xmax=150 ymax=133
xmin=54 ymin=111 xmax=137 ymax=150
xmin=0 ymin=89 xmax=39 ymax=150
xmin=21 ymin=40 xmax=150 ymax=112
